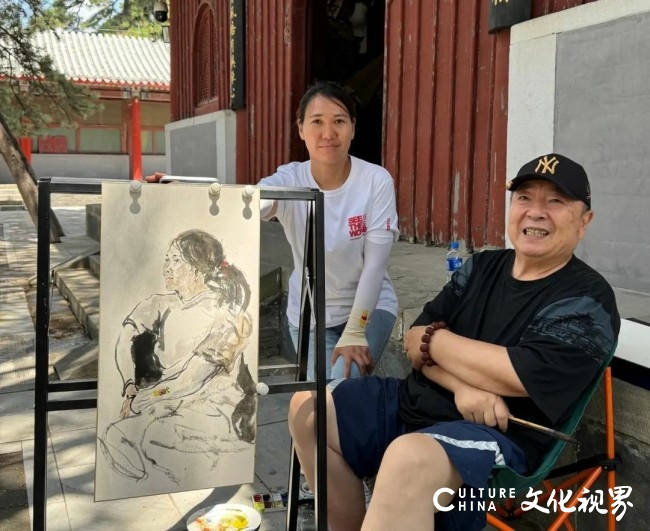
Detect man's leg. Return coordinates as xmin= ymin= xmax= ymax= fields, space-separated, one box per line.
xmin=288 ymin=389 xmax=366 ymax=531
xmin=361 ymin=433 xmax=463 ymax=531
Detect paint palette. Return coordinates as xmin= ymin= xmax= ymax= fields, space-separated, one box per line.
xmin=186 ymin=503 xmax=262 ymax=531
xmin=250 ymin=481 xmax=314 ymax=514
xmin=251 ymin=490 xmax=289 ymax=512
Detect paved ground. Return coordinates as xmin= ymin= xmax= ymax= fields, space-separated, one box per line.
xmin=0 ymin=184 xmax=449 ymax=531
xmin=0 ymin=451 xmax=30 ymax=529
xmin=2 ymin=183 xmax=648 ymax=531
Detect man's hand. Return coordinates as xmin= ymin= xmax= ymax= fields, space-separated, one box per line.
xmin=331 ymin=345 xmax=373 ymax=378
xmin=454 ymin=384 xmax=510 ymax=431
xmin=404 ymin=325 xmax=427 ymax=369
xmin=403 ymin=321 xmax=447 ymax=370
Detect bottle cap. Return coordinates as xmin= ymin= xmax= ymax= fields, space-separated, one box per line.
xmin=451 ymin=242 xmax=459 ymax=250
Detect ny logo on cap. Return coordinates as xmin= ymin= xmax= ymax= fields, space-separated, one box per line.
xmin=535 ymin=155 xmax=559 ymax=175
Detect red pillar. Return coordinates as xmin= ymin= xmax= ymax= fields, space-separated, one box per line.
xmin=131 ymin=97 xmax=142 ymax=180
xmin=19 ymin=137 xmax=32 ymax=164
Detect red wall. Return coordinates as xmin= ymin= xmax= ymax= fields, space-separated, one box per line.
xmin=384 ymin=0 xmax=596 ymax=248
xmin=170 ymin=0 xmax=598 ymax=247
xmin=170 ymin=0 xmax=230 ymax=121
xmin=242 ymin=0 xmax=308 ymax=184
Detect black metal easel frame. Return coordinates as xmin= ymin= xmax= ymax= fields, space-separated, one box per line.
xmin=34 ymin=177 xmax=328 ymax=530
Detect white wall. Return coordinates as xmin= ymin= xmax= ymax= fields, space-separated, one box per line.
xmin=507 ymin=0 xmax=650 ymax=294
xmin=0 ymin=154 xmax=166 ymax=183
xmin=165 ymin=110 xmax=237 ymax=184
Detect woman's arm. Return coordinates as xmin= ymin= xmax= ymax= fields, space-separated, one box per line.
xmin=260 ymin=199 xmax=278 ymax=220
xmin=332 ymin=239 xmax=393 ymax=375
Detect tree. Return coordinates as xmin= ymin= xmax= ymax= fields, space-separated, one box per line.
xmin=84 ymin=0 xmax=167 ymax=39
xmin=34 ymin=0 xmax=166 ymax=38
xmin=1 ymin=0 xmax=166 ymax=241
xmin=0 ymin=0 xmax=98 ymax=241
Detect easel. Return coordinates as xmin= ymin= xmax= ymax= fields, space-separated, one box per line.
xmin=33 ymin=177 xmax=329 ymax=530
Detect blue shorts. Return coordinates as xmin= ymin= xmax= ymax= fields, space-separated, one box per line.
xmin=330 ymin=376 xmax=528 ymax=531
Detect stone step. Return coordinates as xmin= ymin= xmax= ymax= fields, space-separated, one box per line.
xmin=54 ymin=268 xmax=100 ymax=340
xmin=86 ymin=203 xmax=101 ymax=242
xmin=53 ymin=339 xmax=98 ymax=380
xmin=0 ymin=203 xmax=26 ymax=211
xmin=0 ymin=185 xmax=23 ymax=206
xmin=88 ymin=254 xmax=100 ymax=277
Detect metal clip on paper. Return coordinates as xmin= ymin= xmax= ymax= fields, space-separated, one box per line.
xmin=128 ymin=180 xmax=142 ymax=214
xmin=241 ymin=185 xmax=255 ymax=219
xmin=208 ymin=182 xmax=221 ymax=216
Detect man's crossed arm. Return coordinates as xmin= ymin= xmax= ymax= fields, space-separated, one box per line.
xmin=403 ymin=326 xmax=528 ymax=431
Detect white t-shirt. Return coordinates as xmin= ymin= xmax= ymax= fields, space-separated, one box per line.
xmin=259 ymin=156 xmax=399 ymax=327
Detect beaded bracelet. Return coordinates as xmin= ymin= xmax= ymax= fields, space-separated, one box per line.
xmin=420 ymin=322 xmax=447 ymax=366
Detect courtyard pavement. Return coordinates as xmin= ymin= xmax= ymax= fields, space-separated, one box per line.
xmin=2 ymin=183 xmax=648 ymax=531
xmin=0 ymin=184 xmax=447 ymax=531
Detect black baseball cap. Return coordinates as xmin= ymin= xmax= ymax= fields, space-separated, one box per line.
xmin=506 ymin=153 xmax=591 ymax=209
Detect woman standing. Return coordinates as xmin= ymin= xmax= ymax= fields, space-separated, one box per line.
xmin=259 ymin=81 xmax=399 ymax=380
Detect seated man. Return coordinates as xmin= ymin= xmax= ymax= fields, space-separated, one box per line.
xmin=288 ymin=153 xmax=620 ymax=530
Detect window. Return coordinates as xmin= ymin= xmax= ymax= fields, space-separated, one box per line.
xmin=79 ymin=128 xmax=121 ymax=153
xmin=36 ymin=127 xmax=76 ymax=152
xmin=154 ymin=131 xmax=165 ymax=154
xmin=141 ymin=129 xmax=166 ymax=154
xmin=193 ymin=3 xmax=229 ymax=112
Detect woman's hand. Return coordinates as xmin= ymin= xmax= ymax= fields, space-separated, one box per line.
xmin=144 ymin=171 xmax=166 ymax=183
xmin=331 ymin=345 xmax=374 ymax=378
xmin=454 ymin=384 xmax=510 ymax=431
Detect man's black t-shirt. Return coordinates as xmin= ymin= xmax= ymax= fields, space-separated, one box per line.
xmin=399 ymin=249 xmax=620 ymax=468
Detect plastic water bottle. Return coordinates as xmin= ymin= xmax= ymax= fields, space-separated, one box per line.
xmin=446 ymin=242 xmax=462 ymax=283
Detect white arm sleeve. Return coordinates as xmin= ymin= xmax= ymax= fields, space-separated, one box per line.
xmin=336 ymin=238 xmax=393 ymax=348
xmin=260 ymin=199 xmax=277 ymax=220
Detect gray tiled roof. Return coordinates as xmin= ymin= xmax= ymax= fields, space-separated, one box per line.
xmin=31 ymin=30 xmax=170 ymax=88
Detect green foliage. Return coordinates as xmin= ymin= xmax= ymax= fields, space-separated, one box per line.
xmin=1 ymin=0 xmax=98 ymax=135
xmin=1 ymin=0 xmax=168 ymax=135
xmin=82 ymin=0 xmax=166 ymax=39
xmin=29 ymin=0 xmax=86 ymax=30
xmin=33 ymin=0 xmax=168 ymax=39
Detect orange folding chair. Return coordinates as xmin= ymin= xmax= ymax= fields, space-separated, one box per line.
xmin=487 ymin=346 xmax=620 ymax=531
